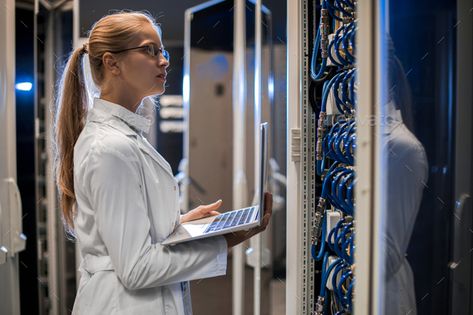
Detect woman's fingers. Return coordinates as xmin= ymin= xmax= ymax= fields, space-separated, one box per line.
xmin=262 ymin=192 xmax=273 ymax=228
xmin=203 ymin=199 xmax=222 ymax=211
xmin=247 ymin=192 xmax=273 ymax=235
xmin=181 ymin=200 xmax=223 ymax=223
xmin=197 ymin=199 xmax=222 ymax=215
xmin=222 ymin=193 xmax=273 ymax=248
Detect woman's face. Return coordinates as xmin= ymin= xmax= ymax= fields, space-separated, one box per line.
xmin=117 ymin=22 xmax=169 ymax=98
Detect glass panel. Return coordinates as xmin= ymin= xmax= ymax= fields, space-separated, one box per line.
xmin=380 ymin=1 xmax=473 ymax=314
xmin=186 ymin=1 xmax=286 ymax=314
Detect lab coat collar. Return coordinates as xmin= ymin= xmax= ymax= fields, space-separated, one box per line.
xmin=87 ymin=99 xmax=174 ymax=178
xmin=89 ymin=98 xmax=152 ymax=135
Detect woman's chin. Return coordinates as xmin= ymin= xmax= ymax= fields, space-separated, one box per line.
xmin=145 ymin=86 xmax=165 ymax=97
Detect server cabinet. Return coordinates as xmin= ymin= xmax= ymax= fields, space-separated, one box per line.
xmin=286 ymin=0 xmax=473 ymax=314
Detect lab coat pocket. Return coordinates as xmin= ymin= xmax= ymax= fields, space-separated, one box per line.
xmin=73 ymin=271 xmax=118 ymax=315
xmin=114 ymin=283 xmax=162 ymax=315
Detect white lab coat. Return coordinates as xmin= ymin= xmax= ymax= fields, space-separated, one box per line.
xmin=71 ymin=98 xmax=227 ymax=315
xmin=382 ymin=106 xmax=428 ymax=315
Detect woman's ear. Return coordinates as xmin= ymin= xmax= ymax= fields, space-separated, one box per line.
xmin=102 ymin=52 xmax=121 ymax=76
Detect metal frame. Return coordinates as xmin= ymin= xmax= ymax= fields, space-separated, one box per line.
xmin=232 ymin=1 xmax=248 ymax=314
xmin=0 ymin=0 xmax=23 ymax=314
xmin=34 ymin=1 xmax=77 ymax=313
xmin=451 ymin=0 xmax=473 ymax=313
xmin=354 ymin=0 xmax=384 ymax=314
xmin=43 ymin=8 xmax=60 ymax=315
xmin=286 ymin=0 xmax=316 ymax=313
xmin=252 ymin=0 xmax=263 ymax=314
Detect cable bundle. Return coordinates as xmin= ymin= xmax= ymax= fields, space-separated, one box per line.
xmin=310 ymin=1 xmax=357 ymax=314
xmin=311 ymin=0 xmax=356 ymax=81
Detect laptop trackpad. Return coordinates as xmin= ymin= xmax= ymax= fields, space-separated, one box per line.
xmin=180 ymin=215 xmax=216 ymax=237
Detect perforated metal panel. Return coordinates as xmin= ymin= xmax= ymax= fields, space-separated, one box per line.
xmin=301 ymin=0 xmax=316 ymax=312
xmin=286 ymin=0 xmax=316 ymax=313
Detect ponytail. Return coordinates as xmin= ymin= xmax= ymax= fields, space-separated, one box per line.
xmin=54 ymin=12 xmax=163 ymax=231
xmin=54 ymin=45 xmax=88 ymax=230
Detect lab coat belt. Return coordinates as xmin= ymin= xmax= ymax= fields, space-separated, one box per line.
xmin=80 ymin=254 xmax=115 ymax=275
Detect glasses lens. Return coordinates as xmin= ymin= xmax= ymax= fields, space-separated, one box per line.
xmin=147 ymin=45 xmax=156 ymax=56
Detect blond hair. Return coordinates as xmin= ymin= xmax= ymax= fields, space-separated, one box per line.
xmin=54 ymin=11 xmax=160 ymax=230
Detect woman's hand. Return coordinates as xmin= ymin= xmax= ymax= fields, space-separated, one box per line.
xmin=180 ymin=199 xmax=222 ymax=224
xmin=223 ymin=192 xmax=273 ymax=249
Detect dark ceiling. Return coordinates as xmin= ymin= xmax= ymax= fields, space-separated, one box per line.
xmin=79 ymin=0 xmax=286 ymax=45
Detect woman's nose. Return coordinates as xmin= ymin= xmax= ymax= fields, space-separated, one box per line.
xmin=159 ymin=55 xmax=169 ymax=68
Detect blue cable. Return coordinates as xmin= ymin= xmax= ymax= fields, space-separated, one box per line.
xmin=332 ymin=0 xmax=353 ymax=16
xmin=331 ymin=221 xmax=345 ymax=259
xmin=341 ymin=233 xmax=354 ymax=264
xmin=324 ymin=120 xmax=343 ymax=160
xmin=345 ymin=175 xmax=355 ymax=215
xmin=321 ymin=162 xmax=339 ymax=197
xmin=333 ymin=129 xmax=350 ymax=163
xmin=329 ymin=168 xmax=352 ymax=213
xmin=346 ymin=178 xmax=355 ymax=212
xmin=348 ymin=69 xmax=357 ymax=108
xmin=328 ymin=170 xmax=348 ymax=210
xmin=310 ymin=28 xmax=328 ymax=81
xmin=332 ymin=72 xmax=348 ymax=113
xmin=337 ymin=172 xmax=353 ymax=213
xmin=342 ymin=23 xmax=355 ymax=64
xmin=343 ymin=121 xmax=356 ymax=164
xmin=337 ymin=269 xmax=353 ymax=309
xmin=336 ymin=222 xmax=353 ymax=262
xmin=320 ymin=254 xmax=343 ymax=299
xmin=328 ymin=37 xmax=344 ymax=67
xmin=326 ymin=1 xmax=344 ymax=21
xmin=331 ymin=262 xmax=347 ymax=307
xmin=337 ymin=170 xmax=354 ymax=214
xmin=345 ymin=280 xmax=355 ymax=312
xmin=310 ymin=0 xmax=329 ymax=81
xmin=341 ymin=70 xmax=356 ymax=112
xmin=328 ymin=216 xmax=345 ymax=252
xmin=333 ymin=27 xmax=347 ymax=67
xmin=312 ymin=213 xmax=327 ymax=261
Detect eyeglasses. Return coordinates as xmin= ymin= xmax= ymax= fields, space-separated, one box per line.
xmin=110 ymin=44 xmax=170 ymax=61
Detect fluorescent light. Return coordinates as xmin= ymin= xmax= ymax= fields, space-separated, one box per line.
xmin=15 ymin=82 xmax=33 ymax=91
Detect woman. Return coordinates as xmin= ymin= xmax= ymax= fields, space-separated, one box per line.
xmin=54 ymin=11 xmax=272 ymax=315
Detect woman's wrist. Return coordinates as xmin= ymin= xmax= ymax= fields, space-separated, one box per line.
xmin=223 ymin=233 xmax=236 ymax=249
xmin=223 ymin=230 xmax=254 ymax=249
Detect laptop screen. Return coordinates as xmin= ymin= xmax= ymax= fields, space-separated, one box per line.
xmin=258 ymin=122 xmax=269 ymax=224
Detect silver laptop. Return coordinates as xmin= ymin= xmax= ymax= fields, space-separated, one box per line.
xmin=162 ymin=122 xmax=269 ymax=246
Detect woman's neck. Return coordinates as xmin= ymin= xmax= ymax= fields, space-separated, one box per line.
xmin=100 ymin=86 xmax=141 ymax=113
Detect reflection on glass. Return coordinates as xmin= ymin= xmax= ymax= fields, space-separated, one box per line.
xmin=382 ymin=37 xmax=429 ymax=315
xmin=378 ymin=1 xmax=467 ymax=314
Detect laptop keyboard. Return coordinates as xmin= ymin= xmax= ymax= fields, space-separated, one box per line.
xmin=204 ymin=207 xmax=256 ymax=234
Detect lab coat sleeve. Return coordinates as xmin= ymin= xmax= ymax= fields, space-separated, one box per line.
xmin=83 ymin=142 xmax=227 ymax=290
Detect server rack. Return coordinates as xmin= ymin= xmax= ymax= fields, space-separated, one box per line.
xmin=35 ymin=1 xmax=77 ymax=314
xmin=286 ymin=0 xmax=379 ymax=314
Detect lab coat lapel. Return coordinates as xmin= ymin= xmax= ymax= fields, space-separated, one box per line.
xmin=137 ymin=139 xmax=174 ymax=178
